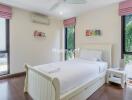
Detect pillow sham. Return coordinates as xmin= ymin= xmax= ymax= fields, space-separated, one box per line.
xmin=79 ymin=49 xmax=102 ymax=61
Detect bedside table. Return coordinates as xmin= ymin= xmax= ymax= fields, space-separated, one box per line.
xmin=107 ymin=68 xmax=126 ymax=88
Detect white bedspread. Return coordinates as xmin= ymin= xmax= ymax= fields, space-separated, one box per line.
xmin=34 ymin=59 xmax=107 ymax=94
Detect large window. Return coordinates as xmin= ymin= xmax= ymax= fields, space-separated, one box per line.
xmin=65 ymin=26 xmax=75 ymax=60
xmin=122 ymin=15 xmax=132 ymax=64
xmin=0 ymin=18 xmax=9 ymax=75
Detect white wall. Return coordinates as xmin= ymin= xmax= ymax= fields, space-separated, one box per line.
xmin=10 ymin=8 xmax=63 ymax=74
xmin=9 ymin=3 xmax=122 ymax=73
xmin=76 ymin=4 xmax=121 ymax=67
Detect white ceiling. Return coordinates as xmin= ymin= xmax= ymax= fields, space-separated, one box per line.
xmin=0 ymin=0 xmax=124 ymax=19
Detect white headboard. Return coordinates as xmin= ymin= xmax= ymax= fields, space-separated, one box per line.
xmin=76 ymin=43 xmax=112 ymax=67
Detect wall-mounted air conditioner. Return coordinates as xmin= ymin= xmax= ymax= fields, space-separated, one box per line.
xmin=31 ymin=13 xmax=50 ymax=25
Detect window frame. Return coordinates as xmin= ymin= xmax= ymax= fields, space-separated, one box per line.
xmin=121 ymin=15 xmax=132 ymax=59
xmin=6 ymin=19 xmax=10 ymax=74
xmin=65 ymin=26 xmax=75 ymax=60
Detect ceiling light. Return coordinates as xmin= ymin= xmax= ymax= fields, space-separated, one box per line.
xmin=59 ymin=11 xmax=63 ymax=15
xmin=64 ymin=0 xmax=87 ymax=4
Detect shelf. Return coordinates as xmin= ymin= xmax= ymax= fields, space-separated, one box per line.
xmin=109 ymin=77 xmax=121 ymax=84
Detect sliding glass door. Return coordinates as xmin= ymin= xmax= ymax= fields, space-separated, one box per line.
xmin=0 ymin=18 xmax=9 ymax=75
xmin=65 ymin=26 xmax=75 ymax=60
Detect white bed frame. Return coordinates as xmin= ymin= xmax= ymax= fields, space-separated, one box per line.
xmin=24 ymin=43 xmax=112 ymax=100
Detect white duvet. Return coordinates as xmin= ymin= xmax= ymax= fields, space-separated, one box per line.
xmin=34 ymin=59 xmax=108 ymax=94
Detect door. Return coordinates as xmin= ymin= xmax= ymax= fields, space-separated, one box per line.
xmin=0 ymin=18 xmax=9 ymax=75
xmin=65 ymin=26 xmax=75 ymax=60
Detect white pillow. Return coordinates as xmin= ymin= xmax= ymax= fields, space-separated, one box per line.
xmin=79 ymin=49 xmax=102 ymax=61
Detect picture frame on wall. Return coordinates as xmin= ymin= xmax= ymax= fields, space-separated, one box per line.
xmin=33 ymin=30 xmax=46 ymax=38
xmin=86 ymin=29 xmax=101 ymax=36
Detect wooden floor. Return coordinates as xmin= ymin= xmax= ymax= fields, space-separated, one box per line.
xmin=0 ymin=76 xmax=132 ymax=100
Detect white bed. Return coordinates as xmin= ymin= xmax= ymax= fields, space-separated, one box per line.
xmin=24 ymin=43 xmax=112 ymax=100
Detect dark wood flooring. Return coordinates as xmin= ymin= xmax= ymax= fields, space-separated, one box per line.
xmin=0 ymin=76 xmax=132 ymax=100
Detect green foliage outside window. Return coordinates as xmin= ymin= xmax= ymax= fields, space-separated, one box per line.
xmin=124 ymin=15 xmax=132 ymax=63
xmin=125 ymin=15 xmax=132 ymax=52
xmin=67 ymin=26 xmax=75 ymax=49
xmin=65 ymin=26 xmax=75 ymax=60
xmin=124 ymin=54 xmax=132 ymax=64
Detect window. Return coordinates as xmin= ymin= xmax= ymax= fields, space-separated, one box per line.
xmin=122 ymin=15 xmax=132 ymax=64
xmin=65 ymin=26 xmax=75 ymax=60
xmin=0 ymin=18 xmax=9 ymax=75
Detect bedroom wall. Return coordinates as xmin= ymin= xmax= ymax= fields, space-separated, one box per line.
xmin=76 ymin=3 xmax=121 ymax=67
xmin=10 ymin=8 xmax=63 ymax=74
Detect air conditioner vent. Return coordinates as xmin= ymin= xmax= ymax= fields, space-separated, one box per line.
xmin=31 ymin=13 xmax=50 ymax=25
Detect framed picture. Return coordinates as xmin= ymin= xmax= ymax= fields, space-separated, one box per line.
xmin=33 ymin=30 xmax=46 ymax=38
xmin=86 ymin=29 xmax=101 ymax=36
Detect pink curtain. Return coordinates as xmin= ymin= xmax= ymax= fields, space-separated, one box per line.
xmin=119 ymin=0 xmax=132 ymax=16
xmin=63 ymin=17 xmax=76 ymax=27
xmin=0 ymin=4 xmax=12 ymax=19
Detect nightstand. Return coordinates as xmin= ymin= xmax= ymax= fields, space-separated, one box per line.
xmin=107 ymin=68 xmax=126 ymax=88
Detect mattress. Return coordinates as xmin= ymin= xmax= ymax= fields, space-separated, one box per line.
xmin=34 ymin=59 xmax=108 ymax=94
